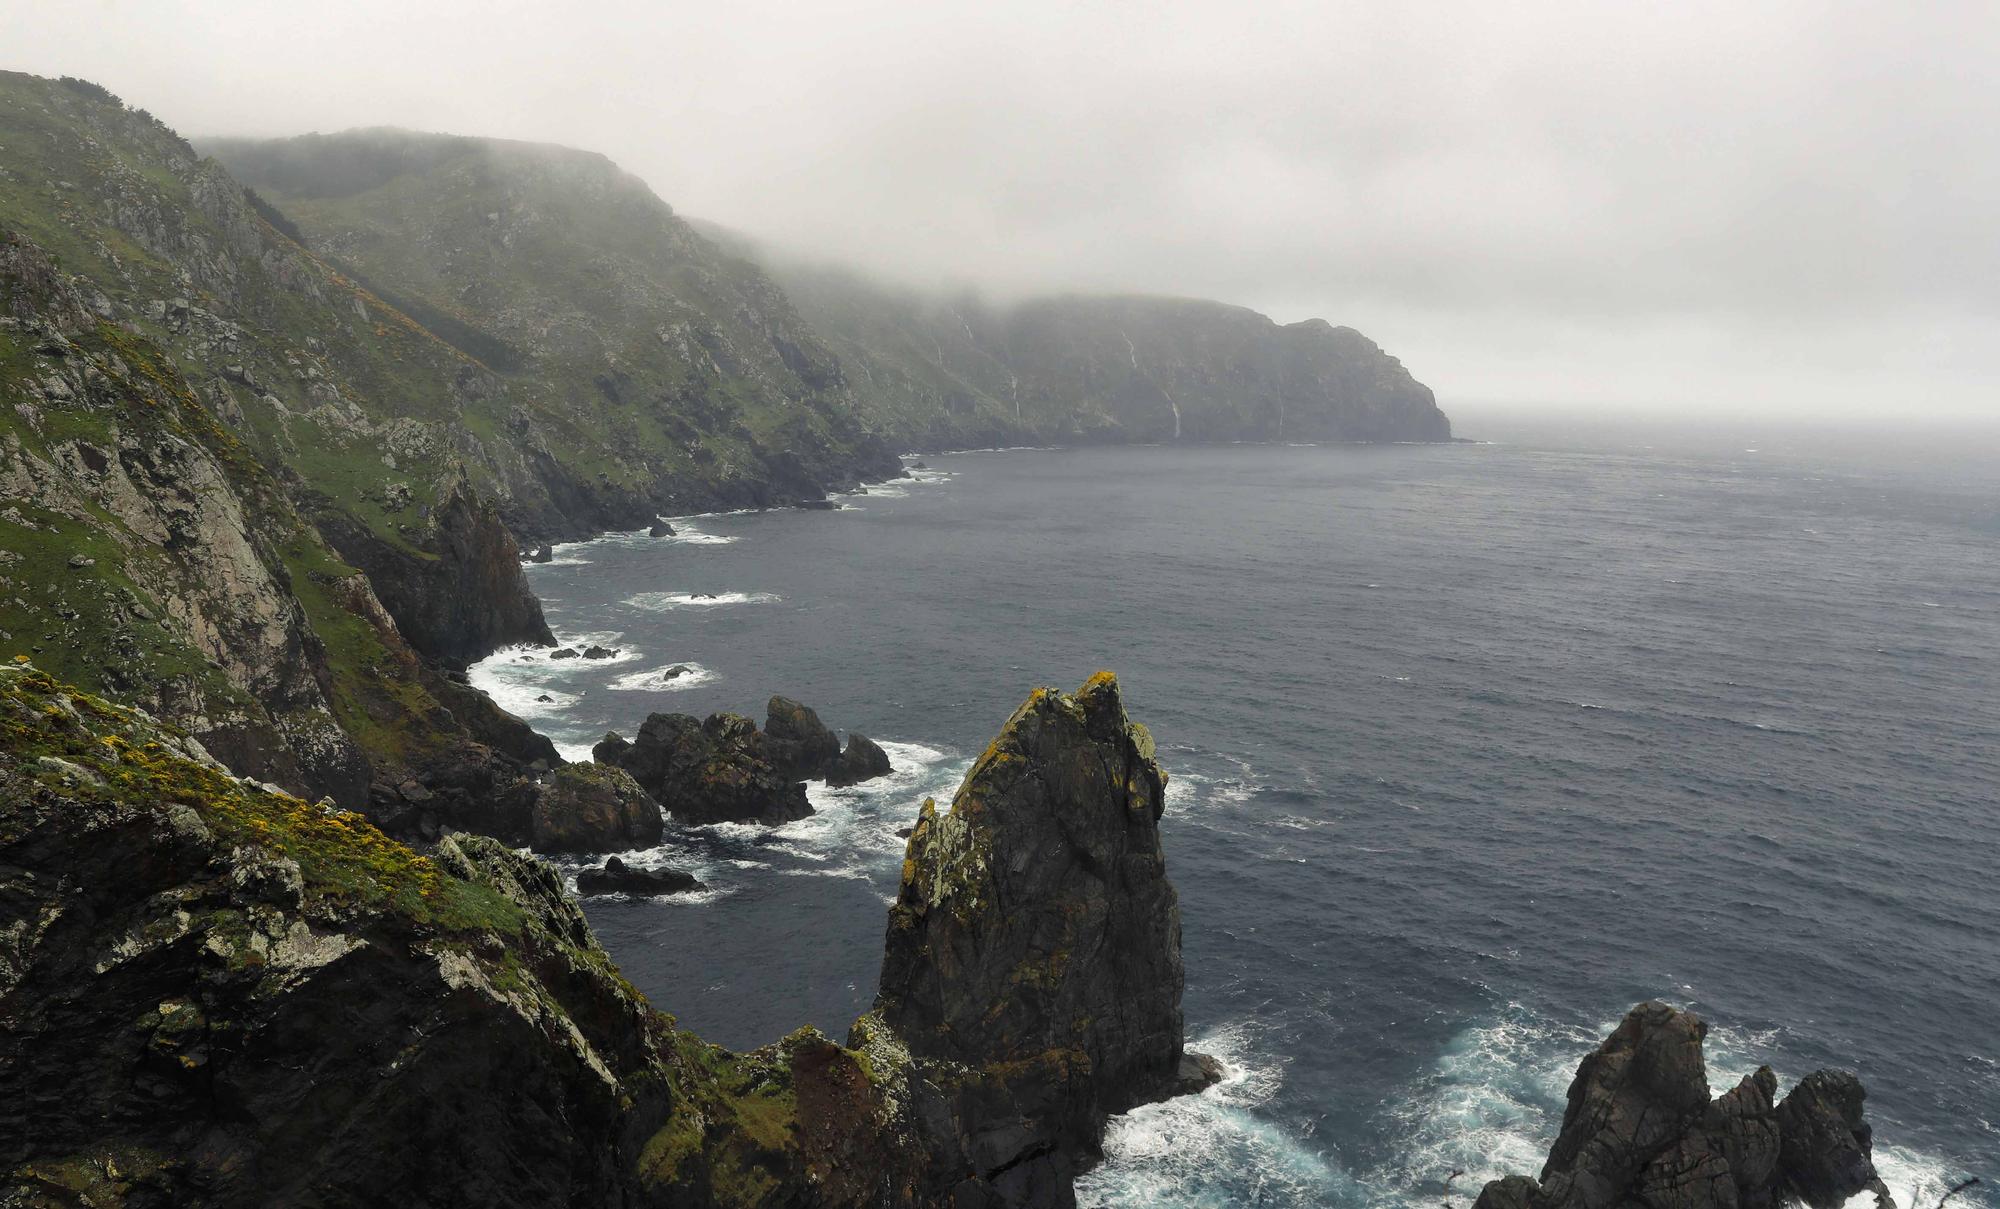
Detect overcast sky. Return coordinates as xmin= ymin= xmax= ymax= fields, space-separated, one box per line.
xmin=6 ymin=0 xmax=1997 ymax=419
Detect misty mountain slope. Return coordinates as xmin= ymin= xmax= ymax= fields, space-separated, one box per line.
xmin=0 ymin=73 xmax=562 ymax=809
xmin=207 ymin=129 xmax=903 ymax=540
xmin=0 ymin=73 xmax=548 ymax=659
xmin=737 ymin=242 xmax=1452 ymax=448
xmin=0 ymin=226 xmax=509 ymax=804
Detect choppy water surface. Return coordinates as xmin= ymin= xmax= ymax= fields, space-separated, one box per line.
xmin=473 ymin=421 xmax=2000 ymax=1207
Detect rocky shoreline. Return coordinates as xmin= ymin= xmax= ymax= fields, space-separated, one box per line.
xmin=0 ymin=665 xmax=1220 ymax=1207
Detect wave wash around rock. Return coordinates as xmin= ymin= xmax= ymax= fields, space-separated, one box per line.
xmin=0 ymin=667 xmax=1210 ymax=1208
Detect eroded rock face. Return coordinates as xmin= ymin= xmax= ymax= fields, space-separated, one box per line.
xmin=594 ymin=711 xmax=813 ymax=826
xmin=858 ymin=671 xmax=1212 ymax=1204
xmin=529 ymin=762 xmax=664 ymax=853
xmin=314 ymin=474 xmax=554 ymax=665
xmin=1472 ymin=1002 xmax=1890 ymax=1209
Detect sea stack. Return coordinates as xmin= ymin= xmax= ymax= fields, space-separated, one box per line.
xmin=854 ymin=671 xmax=1218 ymax=1203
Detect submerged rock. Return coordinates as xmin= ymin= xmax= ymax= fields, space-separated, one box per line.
xmin=575 ymin=855 xmax=703 ymax=897
xmin=1471 ymin=1002 xmax=1890 ymax=1209
xmin=528 ymin=762 xmax=664 ymax=853
xmin=594 ymin=712 xmax=813 ymax=826
xmin=826 ymin=732 xmax=893 ymax=787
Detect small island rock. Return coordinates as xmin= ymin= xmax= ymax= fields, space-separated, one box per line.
xmin=575 ymin=855 xmax=703 ymax=897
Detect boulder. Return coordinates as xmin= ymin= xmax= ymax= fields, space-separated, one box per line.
xmin=594 ymin=712 xmax=813 ymax=826
xmin=762 ymin=695 xmax=842 ymax=781
xmin=550 ymin=647 xmax=580 ymax=659
xmin=825 ymin=732 xmax=892 ymax=787
xmin=648 ymin=520 xmax=675 ymax=537
xmin=1471 ymin=1002 xmax=1889 ymax=1209
xmin=528 ymin=763 xmax=664 ymax=853
xmin=575 ymin=855 xmax=703 ymax=897
xmin=581 ymin=645 xmax=618 ymax=659
xmin=527 ymin=543 xmax=553 ymax=563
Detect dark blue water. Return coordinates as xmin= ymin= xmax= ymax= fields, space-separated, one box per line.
xmin=473 ymin=421 xmax=2000 ymax=1207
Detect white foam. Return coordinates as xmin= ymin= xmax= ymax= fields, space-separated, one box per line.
xmin=625 ymin=590 xmax=781 ymax=610
xmin=1162 ymin=770 xmax=1255 ymax=815
xmin=657 ymin=521 xmax=738 ymax=545
xmin=553 ymin=738 xmax=598 ymax=762
xmin=1859 ymin=1145 xmax=1979 ymax=1209
xmin=1080 ymin=1022 xmax=1353 ymax=1207
xmin=607 ymin=662 xmax=717 ymax=692
xmin=467 ymin=642 xmax=610 ymax=719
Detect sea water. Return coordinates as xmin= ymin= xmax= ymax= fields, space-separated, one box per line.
xmin=471 ymin=420 xmax=2000 ymax=1207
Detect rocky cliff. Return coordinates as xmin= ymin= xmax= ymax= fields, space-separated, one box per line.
xmin=1 ymin=666 xmax=1207 ymax=1208
xmin=1472 ymin=1002 xmax=1891 ymax=1209
xmin=0 ymin=73 xmax=569 ymax=821
xmin=731 ymin=245 xmax=1451 ymax=449
xmin=204 ymin=129 xmax=906 ymax=542
xmin=206 ymin=132 xmax=1448 ymax=514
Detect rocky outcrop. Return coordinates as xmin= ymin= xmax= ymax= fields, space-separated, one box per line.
xmin=762 ymin=694 xmax=842 ymax=781
xmin=856 ymin=671 xmax=1216 ymax=1204
xmin=1 ymin=664 xmax=1214 ymax=1208
xmin=0 ymin=664 xmax=673 ymax=1207
xmin=827 ymin=732 xmax=893 ymax=787
xmin=576 ymin=855 xmax=704 ymax=897
xmin=594 ymin=711 xmax=813 ymax=826
xmin=529 ymin=762 xmax=664 ymax=853
xmin=2 ymin=229 xmax=364 ymax=804
xmin=1472 ymin=1002 xmax=1890 ymax=1209
xmin=754 ymin=695 xmax=892 ymax=787
xmin=312 ymin=474 xmax=554 ymax=664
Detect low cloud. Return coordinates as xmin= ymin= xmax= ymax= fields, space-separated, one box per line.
xmin=10 ymin=0 xmax=1997 ymax=416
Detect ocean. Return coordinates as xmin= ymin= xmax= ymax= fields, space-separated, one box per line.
xmin=470 ymin=418 xmax=2000 ymax=1207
